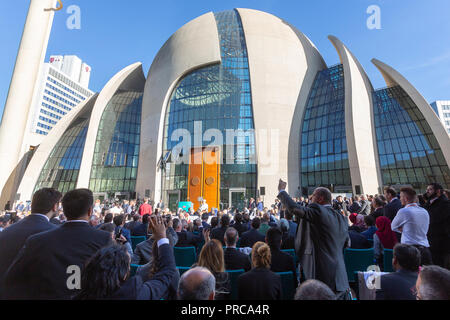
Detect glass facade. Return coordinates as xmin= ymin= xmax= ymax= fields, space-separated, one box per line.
xmin=89 ymin=90 xmax=143 ymax=196
xmin=373 ymin=86 xmax=450 ymax=191
xmin=34 ymin=111 xmax=91 ymax=193
xmin=161 ymin=10 xmax=256 ymax=209
xmin=300 ymin=64 xmax=352 ymax=195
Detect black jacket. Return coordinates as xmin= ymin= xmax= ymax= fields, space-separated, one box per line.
xmin=108 ymin=243 xmax=177 ymax=300
xmin=278 ymin=191 xmax=349 ymax=292
xmin=0 ymin=214 xmax=57 ymax=293
xmin=131 ymin=223 xmax=149 ymax=237
xmin=240 ymin=229 xmax=265 ymax=249
xmin=376 ymin=269 xmax=418 ymax=300
xmin=175 ymin=230 xmax=202 ymax=247
xmin=348 ymin=230 xmax=371 ymax=249
xmin=371 ymin=207 xmax=385 ymax=220
xmin=210 ymin=226 xmax=228 ymax=246
xmin=231 ymin=221 xmax=248 ymax=237
xmin=425 ymin=195 xmax=450 ymax=253
xmin=224 ymin=247 xmax=251 ymax=271
xmin=238 ymin=268 xmax=282 ymax=300
xmin=270 ymin=247 xmax=298 ymax=288
xmin=3 ymin=221 xmax=112 ymax=300
xmin=384 ymin=198 xmax=402 ymax=222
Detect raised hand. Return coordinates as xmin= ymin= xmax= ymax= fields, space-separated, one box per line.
xmin=278 ymin=179 xmax=287 ymax=192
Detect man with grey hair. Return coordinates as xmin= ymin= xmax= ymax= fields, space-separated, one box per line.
xmin=295 ymin=280 xmax=336 ymax=300
xmin=178 ymin=267 xmax=216 ymax=300
xmin=277 ymin=180 xmax=350 ymax=299
xmin=415 ymin=265 xmax=450 ymax=300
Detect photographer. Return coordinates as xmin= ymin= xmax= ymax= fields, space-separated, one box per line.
xmin=114 ymin=214 xmax=133 ymax=256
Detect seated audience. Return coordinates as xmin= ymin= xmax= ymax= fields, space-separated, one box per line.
xmin=415 ymin=265 xmax=450 ymax=300
xmin=294 ymin=280 xmax=336 ymax=300
xmin=224 ymin=227 xmax=251 ymax=272
xmin=211 ymin=214 xmax=230 ymax=246
xmin=348 ymin=230 xmax=371 ymax=249
xmin=279 ymin=218 xmax=295 ymax=250
xmin=0 ymin=188 xmax=62 ymax=295
xmin=376 ymin=243 xmax=420 ymax=300
xmin=284 ymin=210 xmax=298 ymax=238
xmin=97 ymin=212 xmax=113 ymax=229
xmin=361 ymin=215 xmax=377 ymax=241
xmin=238 ymin=242 xmax=282 ymax=300
xmin=258 ymin=213 xmax=270 ymax=236
xmin=201 ymin=213 xmax=211 ymax=230
xmin=178 ymin=267 xmax=216 ymax=300
xmin=174 ymin=218 xmax=203 ymax=247
xmin=374 ymin=216 xmax=398 ymax=266
xmin=192 ymin=234 xmax=230 ymax=300
xmin=266 ymin=227 xmax=298 ymax=288
xmin=124 ymin=214 xmax=142 ymax=231
xmin=131 ymin=214 xmax=150 ymax=237
xmin=231 ymin=213 xmax=247 ymax=236
xmin=132 ymin=219 xmax=178 ymax=265
xmin=3 ymin=189 xmax=112 ymax=299
xmin=135 ymin=240 xmax=180 ymax=300
xmin=114 ymin=214 xmax=133 ymax=256
xmin=210 ymin=216 xmax=219 ymax=229
xmin=75 ymin=216 xmax=177 ymax=300
xmin=349 ymin=213 xmax=367 ymax=233
xmin=240 ymin=217 xmax=265 ymax=249
xmin=371 ymin=196 xmax=386 ymax=219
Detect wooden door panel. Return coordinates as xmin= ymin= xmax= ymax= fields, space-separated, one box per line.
xmin=187 ymin=147 xmax=203 ymax=211
xmin=203 ymin=147 xmax=220 ymax=211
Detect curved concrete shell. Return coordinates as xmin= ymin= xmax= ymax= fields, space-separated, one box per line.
xmin=15 ymin=93 xmax=99 ymax=202
xmin=328 ymin=36 xmax=381 ymax=195
xmin=136 ymin=12 xmax=222 ymax=201
xmin=77 ymin=62 xmax=145 ymax=188
xmin=372 ymin=58 xmax=450 ymax=168
xmin=237 ymin=8 xmax=326 ymax=199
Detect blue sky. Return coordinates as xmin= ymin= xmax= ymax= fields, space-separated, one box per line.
xmin=1 ymin=0 xmax=450 ymax=120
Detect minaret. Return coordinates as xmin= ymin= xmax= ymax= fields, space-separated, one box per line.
xmin=0 ymin=0 xmax=58 ymax=205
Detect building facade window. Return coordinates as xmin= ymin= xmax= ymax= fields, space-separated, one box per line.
xmin=34 ymin=112 xmax=91 ymax=193
xmin=373 ymin=86 xmax=450 ymax=191
xmin=300 ymin=64 xmax=351 ymax=195
xmin=161 ymin=10 xmax=257 ymax=210
xmin=89 ymin=91 xmax=143 ymax=196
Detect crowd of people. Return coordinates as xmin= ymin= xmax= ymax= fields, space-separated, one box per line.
xmin=0 ymin=180 xmax=449 ymax=300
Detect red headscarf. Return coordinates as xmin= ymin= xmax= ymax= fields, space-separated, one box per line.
xmin=375 ymin=216 xmax=398 ymax=249
xmin=349 ymin=213 xmax=358 ymax=224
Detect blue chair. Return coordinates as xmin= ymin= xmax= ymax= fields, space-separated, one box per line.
xmin=344 ymin=248 xmax=374 ymax=282
xmin=177 ymin=266 xmax=190 ymax=277
xmin=131 ymin=236 xmax=147 ymax=252
xmin=383 ymin=249 xmax=394 ymax=273
xmin=276 ymin=271 xmax=296 ymax=300
xmin=130 ymin=264 xmax=141 ymax=277
xmin=226 ymin=269 xmax=245 ymax=300
xmin=281 ymin=249 xmax=298 ymax=265
xmin=174 ymin=246 xmax=197 ymax=267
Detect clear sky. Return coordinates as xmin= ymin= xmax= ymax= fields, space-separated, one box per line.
xmin=1 ymin=0 xmax=450 ymax=120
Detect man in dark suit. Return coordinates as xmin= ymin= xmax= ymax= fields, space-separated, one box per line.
xmin=266 ymin=227 xmax=298 ymax=288
xmin=277 ymin=180 xmax=350 ymax=299
xmin=376 ymin=244 xmax=420 ymax=300
xmin=240 ymin=217 xmax=265 ymax=249
xmin=210 ymin=215 xmax=230 ymax=246
xmin=3 ymin=189 xmax=112 ymax=300
xmin=124 ymin=214 xmax=142 ymax=232
xmin=224 ymin=227 xmax=251 ymax=271
xmin=0 ymin=188 xmax=62 ymax=295
xmin=425 ymin=183 xmax=450 ymax=269
xmin=384 ymin=187 xmax=403 ymax=221
xmin=173 ymin=218 xmax=203 ymax=247
xmin=201 ymin=213 xmax=211 ymax=230
xmin=131 ymin=214 xmax=150 ymax=237
xmin=348 ymin=230 xmax=371 ymax=249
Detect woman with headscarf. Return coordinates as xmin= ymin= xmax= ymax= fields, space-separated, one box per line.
xmin=348 ymin=213 xmax=367 ymax=233
xmin=373 ymin=216 xmax=398 ymax=267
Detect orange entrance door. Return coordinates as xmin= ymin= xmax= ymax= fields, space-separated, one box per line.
xmin=187 ymin=146 xmax=220 ymax=211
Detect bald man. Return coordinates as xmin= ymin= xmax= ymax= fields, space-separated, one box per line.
xmin=177 ymin=267 xmax=215 ymax=300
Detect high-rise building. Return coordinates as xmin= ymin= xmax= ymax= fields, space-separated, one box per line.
xmin=25 ymin=55 xmax=93 ymax=147
xmin=430 ymin=101 xmax=450 ymax=135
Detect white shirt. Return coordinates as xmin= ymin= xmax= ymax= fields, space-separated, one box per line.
xmin=391 ymin=203 xmax=430 ymax=247
xmin=109 ymin=207 xmax=122 ymax=215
